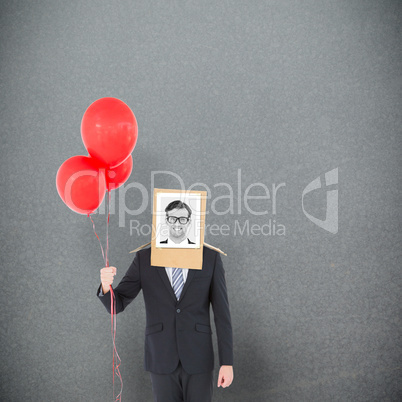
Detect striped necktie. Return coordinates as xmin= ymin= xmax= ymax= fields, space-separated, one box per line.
xmin=172 ymin=268 xmax=184 ymax=300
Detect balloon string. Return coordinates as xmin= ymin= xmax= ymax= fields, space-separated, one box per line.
xmin=88 ymin=191 xmax=111 ymax=268
xmin=105 ymin=191 xmax=111 ymax=267
xmin=89 ymin=192 xmax=123 ymax=401
xmin=111 ymin=285 xmax=123 ymax=402
xmin=89 ymin=214 xmax=106 ymax=264
xmin=105 ymin=191 xmax=123 ymax=402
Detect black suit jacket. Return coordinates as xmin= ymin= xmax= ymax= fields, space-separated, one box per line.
xmin=98 ymin=246 xmax=233 ymax=375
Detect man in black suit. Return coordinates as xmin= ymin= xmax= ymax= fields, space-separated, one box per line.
xmin=98 ymin=241 xmax=233 ymax=401
xmin=159 ymin=200 xmax=195 ymax=246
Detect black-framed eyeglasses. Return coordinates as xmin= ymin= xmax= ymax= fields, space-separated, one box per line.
xmin=166 ymin=216 xmax=190 ymax=224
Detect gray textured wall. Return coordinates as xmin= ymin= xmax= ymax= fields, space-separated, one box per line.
xmin=1 ymin=1 xmax=401 ymax=401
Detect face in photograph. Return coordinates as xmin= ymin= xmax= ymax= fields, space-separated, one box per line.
xmin=164 ymin=200 xmax=193 ymax=244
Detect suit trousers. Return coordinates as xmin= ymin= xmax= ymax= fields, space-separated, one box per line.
xmin=150 ymin=361 xmax=214 ymax=402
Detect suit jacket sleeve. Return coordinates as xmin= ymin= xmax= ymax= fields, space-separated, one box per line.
xmin=210 ymin=252 xmax=234 ymax=366
xmin=97 ymin=251 xmax=142 ymax=314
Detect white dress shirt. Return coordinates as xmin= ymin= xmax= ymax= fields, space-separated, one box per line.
xmin=164 ymin=238 xmax=189 ymax=284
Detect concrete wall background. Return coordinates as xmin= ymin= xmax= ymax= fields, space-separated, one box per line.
xmin=1 ymin=1 xmax=401 ymax=400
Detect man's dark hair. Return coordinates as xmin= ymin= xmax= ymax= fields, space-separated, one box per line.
xmin=165 ymin=200 xmax=192 ymax=218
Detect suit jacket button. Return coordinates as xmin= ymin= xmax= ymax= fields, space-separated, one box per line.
xmin=176 ymin=309 xmax=181 ymax=313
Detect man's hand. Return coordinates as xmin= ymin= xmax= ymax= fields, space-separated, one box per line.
xmin=217 ymin=365 xmax=233 ymax=388
xmin=100 ymin=267 xmax=116 ymax=294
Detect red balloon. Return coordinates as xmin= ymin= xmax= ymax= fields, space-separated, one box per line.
xmin=105 ymin=154 xmax=133 ymax=191
xmin=81 ymin=97 xmax=138 ymax=168
xmin=56 ymin=155 xmax=106 ymax=215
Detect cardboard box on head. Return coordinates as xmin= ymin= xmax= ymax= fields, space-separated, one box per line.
xmin=151 ymin=188 xmax=207 ymax=270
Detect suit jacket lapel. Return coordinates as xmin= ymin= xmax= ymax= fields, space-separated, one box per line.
xmin=178 ymin=269 xmax=196 ymax=304
xmin=156 ymin=267 xmax=177 ymax=303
